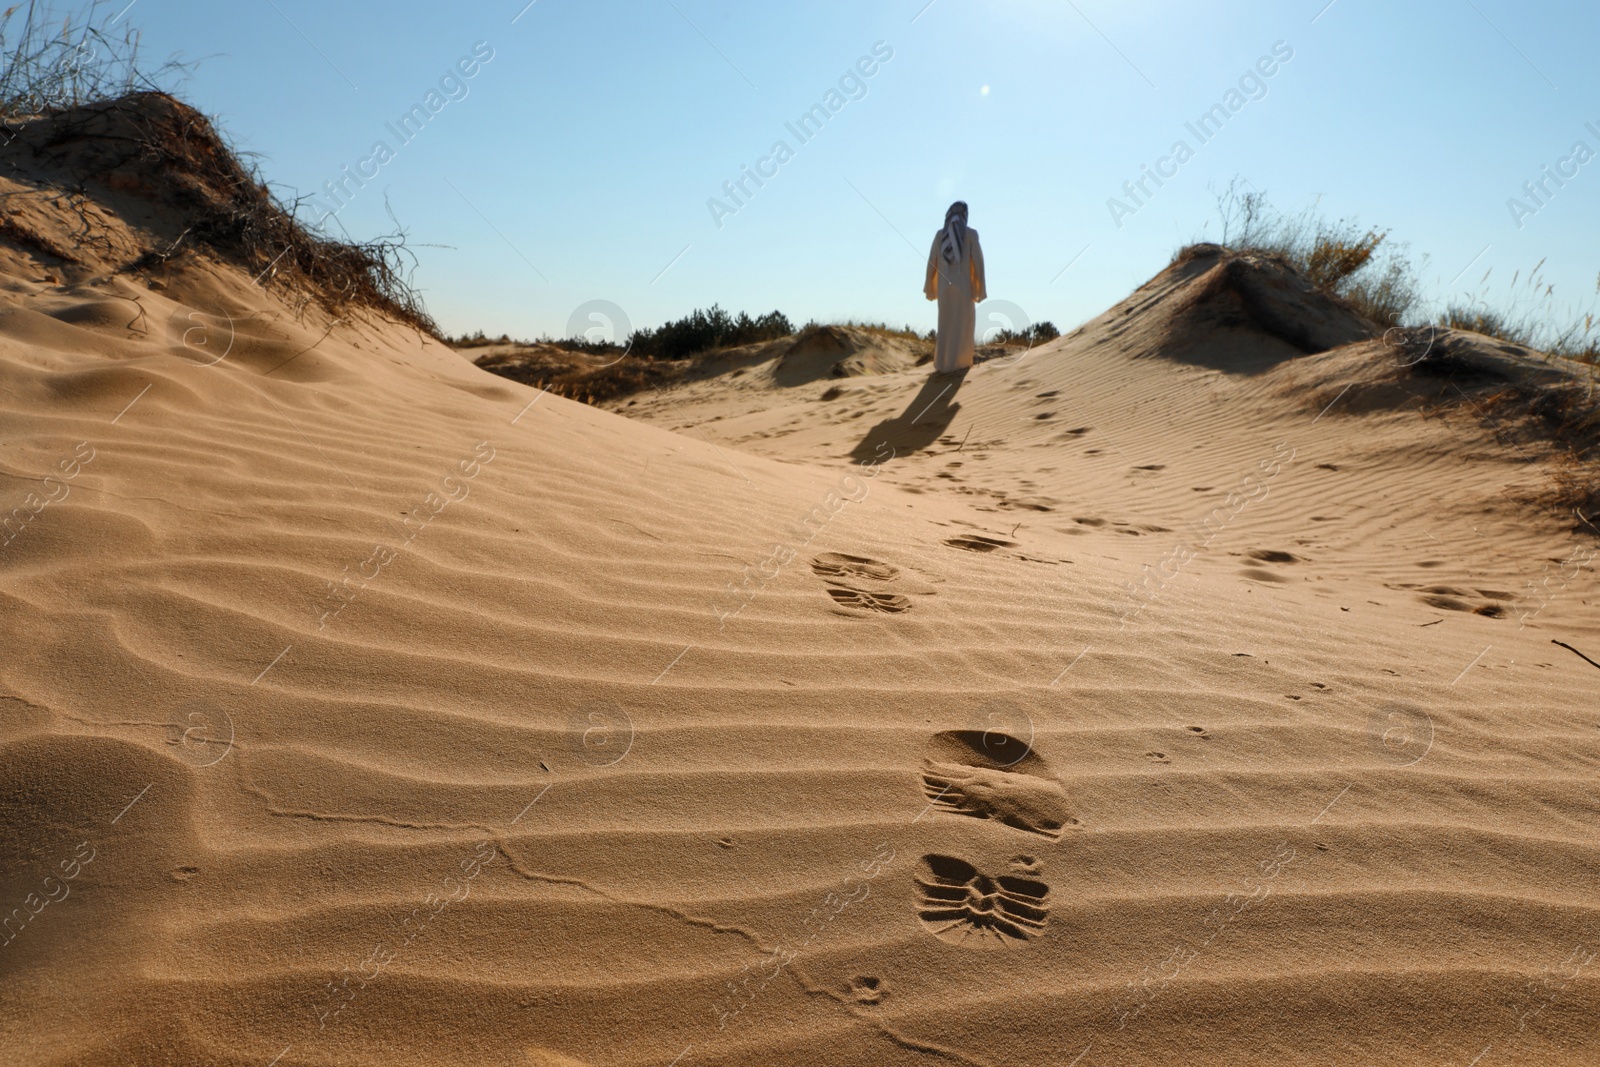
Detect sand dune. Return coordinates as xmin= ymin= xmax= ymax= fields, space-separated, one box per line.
xmin=3 ymin=98 xmax=1599 ymax=1066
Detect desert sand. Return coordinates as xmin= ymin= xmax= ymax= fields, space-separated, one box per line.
xmin=2 ymin=96 xmax=1599 ymax=1067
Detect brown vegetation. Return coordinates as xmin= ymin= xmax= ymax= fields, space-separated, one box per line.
xmin=1 ymin=4 xmax=435 ymax=333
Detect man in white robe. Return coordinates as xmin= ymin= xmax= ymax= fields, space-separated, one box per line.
xmin=924 ymin=201 xmax=987 ymax=373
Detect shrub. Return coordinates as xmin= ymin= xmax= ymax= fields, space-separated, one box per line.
xmin=628 ymin=305 xmax=793 ymax=360
xmin=991 ymin=321 xmax=1059 ymax=346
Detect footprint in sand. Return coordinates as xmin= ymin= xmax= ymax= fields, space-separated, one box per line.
xmin=810 ymin=552 xmax=901 ymax=582
xmin=920 ymin=729 xmax=1077 ymax=839
xmin=827 ymin=588 xmax=910 ymax=613
xmin=1241 ymin=548 xmax=1302 ymax=584
xmin=915 ymin=853 xmax=1050 ymax=947
xmin=846 ymin=975 xmax=886 ymax=1004
xmin=812 ymin=552 xmax=914 ymax=613
xmin=943 ymin=534 xmax=1017 ymax=553
xmin=1417 ymin=584 xmax=1509 ymax=618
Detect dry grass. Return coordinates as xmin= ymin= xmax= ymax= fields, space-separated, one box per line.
xmin=1205 ymin=178 xmax=1421 ymax=329
xmin=3 ymin=92 xmax=437 ymax=334
xmin=1443 ymin=259 xmax=1599 ymax=368
xmin=0 ymin=0 xmax=184 ymax=117
xmin=471 ymin=345 xmax=698 ymax=406
xmin=1206 ymin=179 xmax=1598 ymax=376
xmin=0 ymin=3 xmax=437 ymax=334
xmin=809 ymin=319 xmax=928 ymax=342
xmin=1199 ymin=178 xmax=1598 ymax=526
xmin=1409 ymin=334 xmax=1600 ymax=528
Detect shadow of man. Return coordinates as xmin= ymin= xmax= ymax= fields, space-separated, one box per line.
xmin=849 ymin=368 xmax=968 ymax=462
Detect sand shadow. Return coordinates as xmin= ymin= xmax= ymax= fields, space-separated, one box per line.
xmin=849 ymin=369 xmax=967 ymax=462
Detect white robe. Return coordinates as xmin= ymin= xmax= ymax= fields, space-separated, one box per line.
xmin=924 ymin=226 xmax=987 ymax=373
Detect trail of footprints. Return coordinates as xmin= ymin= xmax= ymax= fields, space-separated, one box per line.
xmin=809 ymin=550 xmax=1077 ymax=946
xmin=914 ymin=721 xmax=1209 ymax=945
xmin=914 ymin=729 xmax=1075 ymax=947
xmin=808 ymin=506 xmax=1265 ymax=953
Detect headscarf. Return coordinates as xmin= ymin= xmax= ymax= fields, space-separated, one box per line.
xmin=939 ymin=201 xmax=968 ymax=265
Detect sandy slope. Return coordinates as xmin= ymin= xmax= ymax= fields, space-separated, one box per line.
xmin=2 ymin=139 xmax=1600 ymax=1067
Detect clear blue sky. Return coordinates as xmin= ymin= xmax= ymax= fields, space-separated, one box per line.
xmin=123 ymin=0 xmax=1599 ymax=342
